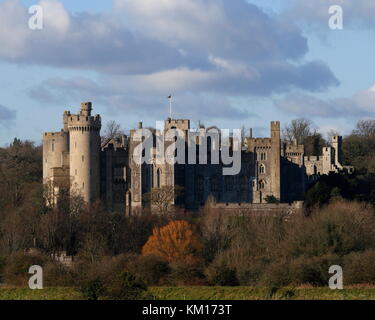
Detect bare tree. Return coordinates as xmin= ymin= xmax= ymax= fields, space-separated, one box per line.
xmin=102 ymin=120 xmax=124 ymax=141
xmin=353 ymin=120 xmax=375 ymax=137
xmin=144 ymin=186 xmax=183 ymax=215
xmin=282 ymin=118 xmax=313 ymax=144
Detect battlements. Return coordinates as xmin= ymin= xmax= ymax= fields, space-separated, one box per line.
xmin=246 ymin=138 xmax=272 ymax=148
xmin=80 ymin=102 xmax=92 ymax=116
xmin=285 ymin=144 xmax=304 ymax=154
xmin=43 ymin=131 xmax=67 ymax=138
xmin=271 ymin=121 xmax=280 ymax=130
xmin=304 ymin=156 xmax=320 ymax=162
xmin=67 ymin=114 xmax=101 ymax=131
xmin=165 ymin=118 xmax=190 ymax=131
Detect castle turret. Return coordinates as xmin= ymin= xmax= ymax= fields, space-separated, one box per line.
xmin=331 ymin=136 xmax=343 ymax=169
xmin=68 ymin=102 xmax=101 ymax=203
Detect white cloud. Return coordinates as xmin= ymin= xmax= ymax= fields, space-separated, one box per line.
xmin=274 ymin=84 xmax=375 ymax=118
xmin=40 ymin=0 xmax=70 ymax=34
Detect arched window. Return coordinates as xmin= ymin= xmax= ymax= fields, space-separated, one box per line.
xmin=259 ymin=164 xmax=266 ymax=174
xmin=259 ymin=180 xmax=265 ymax=190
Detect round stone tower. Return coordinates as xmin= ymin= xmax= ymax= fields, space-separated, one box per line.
xmin=67 ymin=102 xmax=101 ymax=203
xmin=43 ymin=130 xmax=69 ymax=182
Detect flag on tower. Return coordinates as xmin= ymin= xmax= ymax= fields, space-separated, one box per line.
xmin=167 ymin=95 xmax=172 ymax=99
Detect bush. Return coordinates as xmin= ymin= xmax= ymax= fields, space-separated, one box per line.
xmin=205 ymin=261 xmax=239 ymax=286
xmin=290 ymin=254 xmax=341 ymax=287
xmin=80 ymin=278 xmax=105 ymax=300
xmin=43 ymin=262 xmax=75 ymax=287
xmin=106 ymin=271 xmax=152 ymax=300
xmin=261 ymin=261 xmax=293 ymax=287
xmin=72 ymin=253 xmax=135 ymax=285
xmin=0 ymin=256 xmax=6 ymax=282
xmin=169 ymin=262 xmax=206 ymax=286
xmin=284 ymin=201 xmax=375 ymax=258
xmin=128 ymin=254 xmax=170 ymax=286
xmin=3 ymin=250 xmax=49 ymax=286
xmin=344 ymin=250 xmax=375 ymax=285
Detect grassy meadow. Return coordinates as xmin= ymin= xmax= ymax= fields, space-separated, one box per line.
xmin=1 ymin=286 xmax=375 ymax=300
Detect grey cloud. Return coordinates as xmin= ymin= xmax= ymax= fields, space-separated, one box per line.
xmin=274 ymin=87 xmax=375 ymax=118
xmin=1 ymin=0 xmax=339 ymax=96
xmin=0 ymin=104 xmax=16 ymax=127
xmin=28 ymin=76 xmax=253 ymax=121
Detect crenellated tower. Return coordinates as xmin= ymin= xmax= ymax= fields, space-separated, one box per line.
xmin=67 ymin=102 xmax=101 ymax=202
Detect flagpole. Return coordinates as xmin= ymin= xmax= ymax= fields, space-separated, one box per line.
xmin=169 ymin=95 xmax=172 ymax=119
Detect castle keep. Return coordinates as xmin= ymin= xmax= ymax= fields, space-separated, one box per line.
xmin=43 ymin=102 xmax=353 ymax=214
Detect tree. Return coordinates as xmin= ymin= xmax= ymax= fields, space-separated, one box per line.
xmin=142 ymin=220 xmax=203 ymax=265
xmin=282 ymin=118 xmax=313 ymax=144
xmin=106 ymin=271 xmax=150 ymax=300
xmin=102 ymin=120 xmax=124 ymax=142
xmin=343 ymin=120 xmax=375 ymax=173
xmin=353 ymin=120 xmax=375 ymax=137
xmin=144 ymin=186 xmax=183 ymax=215
xmin=283 ymin=119 xmax=325 ymax=156
xmin=304 ymin=132 xmax=325 ymax=156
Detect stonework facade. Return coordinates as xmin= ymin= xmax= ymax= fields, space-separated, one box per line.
xmin=43 ymin=102 xmax=353 ymax=214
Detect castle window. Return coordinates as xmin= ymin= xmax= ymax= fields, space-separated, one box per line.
xmin=259 ymin=180 xmax=265 ymax=190
xmin=75 ymin=169 xmax=77 ymax=175
xmin=82 ymin=182 xmax=84 ymax=189
xmin=82 ymin=155 xmax=84 ymax=162
xmin=51 ymin=141 xmax=55 ymax=152
xmin=259 ymin=164 xmax=266 ymax=174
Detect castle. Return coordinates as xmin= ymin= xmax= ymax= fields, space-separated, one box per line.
xmin=43 ymin=102 xmax=353 ymax=214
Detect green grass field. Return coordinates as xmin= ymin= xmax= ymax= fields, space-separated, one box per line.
xmin=1 ymin=286 xmax=375 ymax=300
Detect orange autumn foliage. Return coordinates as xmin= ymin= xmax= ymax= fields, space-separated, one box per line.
xmin=142 ymin=220 xmax=203 ymax=265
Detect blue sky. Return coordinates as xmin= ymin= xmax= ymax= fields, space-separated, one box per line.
xmin=0 ymin=0 xmax=374 ymax=145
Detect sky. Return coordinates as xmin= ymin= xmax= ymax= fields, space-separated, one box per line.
xmin=0 ymin=0 xmax=374 ymax=145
